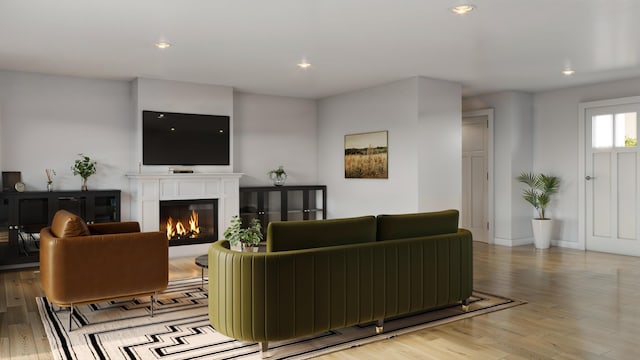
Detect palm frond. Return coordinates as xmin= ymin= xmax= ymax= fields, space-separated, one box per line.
xmin=516 ymin=172 xmax=560 ymax=219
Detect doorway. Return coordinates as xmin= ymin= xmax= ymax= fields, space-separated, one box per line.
xmin=462 ymin=109 xmax=494 ymax=243
xmin=580 ymin=97 xmax=640 ymax=256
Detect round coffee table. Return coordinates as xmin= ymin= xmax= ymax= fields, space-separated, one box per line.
xmin=195 ymin=254 xmax=208 ymax=288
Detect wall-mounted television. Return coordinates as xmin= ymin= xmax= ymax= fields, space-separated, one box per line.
xmin=142 ymin=110 xmax=230 ymax=166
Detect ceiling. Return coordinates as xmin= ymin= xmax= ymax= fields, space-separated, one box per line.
xmin=1 ymin=0 xmax=640 ymax=99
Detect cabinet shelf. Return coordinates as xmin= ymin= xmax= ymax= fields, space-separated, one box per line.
xmin=239 ymin=185 xmax=327 ymax=235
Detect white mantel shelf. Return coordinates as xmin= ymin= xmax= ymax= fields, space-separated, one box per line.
xmin=127 ymin=172 xmax=243 ymax=258
xmin=126 ymin=173 xmax=244 ymax=179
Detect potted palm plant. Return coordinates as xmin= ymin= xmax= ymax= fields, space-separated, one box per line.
xmin=516 ymin=172 xmax=560 ymax=249
xmin=223 ymin=215 xmax=263 ymax=252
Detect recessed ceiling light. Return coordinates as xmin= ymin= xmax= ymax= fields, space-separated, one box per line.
xmin=450 ymin=4 xmax=476 ymax=15
xmin=297 ymin=60 xmax=312 ymax=69
xmin=155 ymin=41 xmax=172 ymax=49
xmin=562 ymin=69 xmax=576 ymax=76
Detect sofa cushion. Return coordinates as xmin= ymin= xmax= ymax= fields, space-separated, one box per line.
xmin=376 ymin=210 xmax=459 ymax=241
xmin=267 ymin=216 xmax=377 ymax=252
xmin=50 ymin=209 xmax=90 ymax=238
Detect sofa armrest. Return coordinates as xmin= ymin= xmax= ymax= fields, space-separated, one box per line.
xmin=40 ymin=227 xmax=168 ymax=306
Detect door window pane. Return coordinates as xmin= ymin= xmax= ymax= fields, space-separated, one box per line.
xmin=615 ymin=112 xmax=637 ymax=147
xmin=593 ymin=114 xmax=613 ymax=148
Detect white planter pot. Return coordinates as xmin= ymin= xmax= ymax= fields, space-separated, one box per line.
xmin=531 ymin=219 xmax=553 ymax=249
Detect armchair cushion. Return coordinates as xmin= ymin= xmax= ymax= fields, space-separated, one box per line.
xmin=50 ymin=209 xmax=90 ymax=238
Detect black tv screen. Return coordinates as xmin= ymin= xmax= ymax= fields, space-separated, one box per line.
xmin=143 ymin=110 xmax=230 ymax=165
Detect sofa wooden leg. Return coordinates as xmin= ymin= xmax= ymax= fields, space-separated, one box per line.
xmin=375 ymin=319 xmax=384 ymax=334
xmin=462 ymin=298 xmax=470 ymax=312
xmin=260 ymin=342 xmax=268 ymax=353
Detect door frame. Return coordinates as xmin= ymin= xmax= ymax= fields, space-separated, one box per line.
xmin=578 ymin=95 xmax=640 ymax=251
xmin=462 ymin=109 xmax=495 ymax=244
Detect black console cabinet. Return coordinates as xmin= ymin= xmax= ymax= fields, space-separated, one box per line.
xmin=0 ymin=190 xmax=121 ymax=267
xmin=239 ymin=185 xmax=326 ymax=236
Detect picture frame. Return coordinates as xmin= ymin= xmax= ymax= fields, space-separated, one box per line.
xmin=344 ymin=131 xmax=388 ymax=179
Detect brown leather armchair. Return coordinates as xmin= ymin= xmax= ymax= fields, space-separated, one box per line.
xmin=40 ymin=210 xmax=168 ymax=330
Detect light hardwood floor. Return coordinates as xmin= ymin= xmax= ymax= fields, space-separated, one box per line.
xmin=1 ymin=243 xmax=639 ymax=359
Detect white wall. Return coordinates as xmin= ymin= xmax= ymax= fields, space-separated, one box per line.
xmin=0 ymin=70 xmax=134 ymax=217
xmin=462 ymin=91 xmax=533 ymax=245
xmin=317 ymin=79 xmax=418 ymax=218
xmin=317 ymin=77 xmax=462 ymax=219
xmin=133 ymin=78 xmax=234 ymax=174
xmin=417 ymin=77 xmax=462 ymax=212
xmin=533 ymin=76 xmax=640 ymax=248
xmin=233 ymin=92 xmax=317 ymax=186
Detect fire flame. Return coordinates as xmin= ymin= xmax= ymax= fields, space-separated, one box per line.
xmin=165 ymin=210 xmax=200 ymax=240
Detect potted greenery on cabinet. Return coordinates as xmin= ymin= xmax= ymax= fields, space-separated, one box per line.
xmin=516 ymin=172 xmax=560 ymax=249
xmin=71 ymin=153 xmax=97 ymax=191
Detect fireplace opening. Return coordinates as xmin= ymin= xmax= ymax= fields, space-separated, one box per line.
xmin=159 ymin=199 xmax=218 ymax=246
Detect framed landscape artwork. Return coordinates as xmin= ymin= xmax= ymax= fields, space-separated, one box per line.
xmin=344 ymin=130 xmax=388 ymax=179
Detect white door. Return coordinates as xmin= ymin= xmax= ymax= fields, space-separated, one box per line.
xmin=462 ymin=116 xmax=488 ymax=243
xmin=586 ymin=104 xmax=640 ymax=256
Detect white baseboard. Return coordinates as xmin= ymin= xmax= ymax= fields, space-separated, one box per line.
xmin=494 ymin=237 xmax=533 ymax=247
xmin=551 ymin=240 xmax=584 ymax=250
xmin=492 ymin=237 xmax=583 ymax=250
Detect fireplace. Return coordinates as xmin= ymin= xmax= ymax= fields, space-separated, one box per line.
xmin=159 ymin=199 xmax=218 ymax=246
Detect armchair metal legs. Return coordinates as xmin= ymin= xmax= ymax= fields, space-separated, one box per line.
xmin=68 ymin=304 xmax=74 ymax=331
xmin=150 ymin=291 xmax=157 ymax=317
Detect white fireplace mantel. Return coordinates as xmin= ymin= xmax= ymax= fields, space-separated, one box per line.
xmin=127 ymin=173 xmax=242 ymax=257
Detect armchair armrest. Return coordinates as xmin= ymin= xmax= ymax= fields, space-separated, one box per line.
xmin=88 ymin=221 xmax=140 ymax=235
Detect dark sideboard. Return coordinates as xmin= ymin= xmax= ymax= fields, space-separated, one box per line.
xmin=0 ymin=190 xmax=121 ymax=267
xmin=239 ymin=185 xmax=326 ymax=236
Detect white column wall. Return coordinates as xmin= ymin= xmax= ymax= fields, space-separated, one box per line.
xmin=233 ymin=92 xmax=318 ymax=186
xmin=318 ymin=77 xmax=462 ymax=219
xmin=133 ymin=78 xmax=234 ymax=174
xmin=417 ymin=77 xmax=462 ymax=212
xmin=317 ymin=78 xmax=419 ymax=218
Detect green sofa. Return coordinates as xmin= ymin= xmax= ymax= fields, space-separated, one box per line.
xmin=208 ymin=210 xmax=472 ymax=351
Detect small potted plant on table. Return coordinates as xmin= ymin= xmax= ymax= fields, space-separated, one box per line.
xmin=224 ymin=216 xmax=263 ymax=252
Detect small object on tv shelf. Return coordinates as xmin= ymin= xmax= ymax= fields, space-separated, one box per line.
xmin=14 ymin=182 xmax=25 ymax=192
xmin=2 ymin=171 xmax=21 ymax=192
xmin=267 ymin=166 xmax=287 ymax=186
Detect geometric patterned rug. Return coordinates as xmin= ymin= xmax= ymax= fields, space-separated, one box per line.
xmin=37 ymin=278 xmax=525 ymax=360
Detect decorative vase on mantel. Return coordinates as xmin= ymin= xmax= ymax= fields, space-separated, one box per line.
xmin=81 ymin=178 xmax=88 ymax=191
xmin=46 ymin=182 xmax=53 ymax=192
